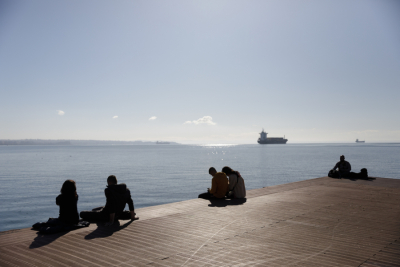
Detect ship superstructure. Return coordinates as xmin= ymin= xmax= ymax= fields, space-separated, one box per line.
xmin=258 ymin=129 xmax=288 ymax=144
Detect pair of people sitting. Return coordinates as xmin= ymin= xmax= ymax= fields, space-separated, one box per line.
xmin=33 ymin=175 xmax=137 ymax=233
xmin=198 ymin=166 xmax=246 ymax=199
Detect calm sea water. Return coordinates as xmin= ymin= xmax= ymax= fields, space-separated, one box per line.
xmin=0 ymin=143 xmax=399 ymax=232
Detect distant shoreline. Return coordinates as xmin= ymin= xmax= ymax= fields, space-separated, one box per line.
xmin=0 ymin=139 xmax=180 ymax=146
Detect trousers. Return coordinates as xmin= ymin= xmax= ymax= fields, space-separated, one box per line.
xmin=80 ymin=206 xmax=109 ymax=222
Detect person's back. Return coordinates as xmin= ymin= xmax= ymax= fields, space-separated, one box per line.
xmin=56 ymin=193 xmax=79 ymax=224
xmin=227 ymin=172 xmax=246 ymax=199
xmin=103 ymin=183 xmax=134 ymax=219
xmin=57 ymin=180 xmax=79 ymax=224
xmin=198 ymin=167 xmax=228 ymax=199
xmin=210 ymin=172 xmax=229 ymax=198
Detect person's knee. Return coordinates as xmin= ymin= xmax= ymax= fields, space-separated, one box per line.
xmin=80 ymin=211 xmax=91 ymax=218
xmin=198 ymin=192 xmax=209 ymax=199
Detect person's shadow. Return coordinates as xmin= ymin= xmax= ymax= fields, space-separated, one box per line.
xmin=342 ymin=174 xmax=376 ymax=181
xmin=348 ymin=177 xmax=376 ymax=181
xmin=29 ymin=231 xmax=69 ymax=249
xmin=84 ymin=220 xmax=133 ymax=240
xmin=208 ymin=198 xmax=247 ymax=207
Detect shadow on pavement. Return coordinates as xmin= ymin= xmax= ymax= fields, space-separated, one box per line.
xmin=208 ymin=198 xmax=247 ymax=207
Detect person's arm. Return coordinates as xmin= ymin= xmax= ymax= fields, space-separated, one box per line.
xmin=56 ymin=195 xmax=60 ymax=206
xmin=209 ymin=178 xmax=217 ymax=195
xmin=229 ymin=174 xmax=237 ymax=190
xmin=126 ymin=189 xmax=137 ymax=220
xmin=130 ymin=211 xmax=137 ymax=220
xmin=126 ymin=189 xmax=135 ymax=211
xmin=333 ymin=162 xmax=339 ymax=170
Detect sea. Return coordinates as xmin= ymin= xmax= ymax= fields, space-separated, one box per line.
xmin=0 ymin=143 xmax=399 ymax=232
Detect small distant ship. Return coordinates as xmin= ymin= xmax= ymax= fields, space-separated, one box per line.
xmin=156 ymin=141 xmax=170 ymax=145
xmin=258 ymin=129 xmax=288 ymax=144
xmin=355 ymin=139 xmax=365 ymax=143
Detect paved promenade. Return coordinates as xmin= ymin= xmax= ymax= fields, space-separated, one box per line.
xmin=0 ymin=177 xmax=399 ymax=266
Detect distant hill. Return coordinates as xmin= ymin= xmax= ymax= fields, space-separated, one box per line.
xmin=0 ymin=140 xmax=71 ymax=146
xmin=0 ymin=139 xmax=180 ymax=146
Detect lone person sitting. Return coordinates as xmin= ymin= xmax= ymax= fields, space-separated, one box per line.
xmin=80 ymin=175 xmax=138 ymax=226
xmin=333 ymin=155 xmax=351 ymax=178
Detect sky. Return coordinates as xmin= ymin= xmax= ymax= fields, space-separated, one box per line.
xmin=0 ymin=0 xmax=399 ymax=144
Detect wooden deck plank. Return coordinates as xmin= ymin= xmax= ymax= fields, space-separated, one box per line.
xmin=1 ymin=176 xmax=400 ymax=266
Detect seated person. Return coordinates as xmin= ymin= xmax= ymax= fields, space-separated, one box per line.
xmin=222 ymin=166 xmax=246 ymax=199
xmin=198 ymin=167 xmax=228 ymax=199
xmin=56 ymin=179 xmax=80 ymax=224
xmin=80 ymin=175 xmax=138 ymax=226
xmin=332 ymin=155 xmax=351 ymax=178
xmin=32 ymin=180 xmax=89 ymax=234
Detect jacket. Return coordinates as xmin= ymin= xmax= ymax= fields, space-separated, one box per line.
xmin=56 ymin=194 xmax=79 ymax=224
xmin=102 ymin=183 xmax=134 ymax=219
xmin=209 ymin=172 xmax=229 ymax=198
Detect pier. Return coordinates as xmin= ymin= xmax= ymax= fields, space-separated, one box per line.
xmin=1 ymin=176 xmax=399 ymax=266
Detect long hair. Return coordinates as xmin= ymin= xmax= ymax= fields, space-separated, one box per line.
xmin=222 ymin=166 xmax=234 ymax=175
xmin=60 ymin=180 xmax=77 ymax=198
xmin=222 ymin=166 xmax=240 ymax=177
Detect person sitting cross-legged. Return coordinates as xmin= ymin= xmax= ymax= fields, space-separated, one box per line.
xmin=332 ymin=155 xmax=352 ymax=178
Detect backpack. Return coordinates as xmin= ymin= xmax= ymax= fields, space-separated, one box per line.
xmin=360 ymin=168 xmax=368 ymax=179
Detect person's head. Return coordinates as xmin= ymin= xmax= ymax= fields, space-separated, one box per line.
xmin=107 ymin=175 xmax=118 ymax=186
xmin=60 ymin=180 xmax=77 ymax=197
xmin=222 ymin=166 xmax=234 ymax=175
xmin=340 ymin=155 xmax=345 ymax=162
xmin=209 ymin=167 xmax=217 ymax=176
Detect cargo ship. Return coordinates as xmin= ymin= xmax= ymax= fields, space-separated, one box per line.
xmin=355 ymin=139 xmax=365 ymax=143
xmin=258 ymin=129 xmax=288 ymax=144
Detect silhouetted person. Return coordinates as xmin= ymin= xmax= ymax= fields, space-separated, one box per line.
xmin=222 ymin=166 xmax=246 ymax=199
xmin=32 ymin=180 xmax=90 ymax=234
xmin=80 ymin=175 xmax=138 ymax=226
xmin=56 ymin=179 xmax=80 ymax=224
xmin=198 ymin=167 xmax=228 ymax=199
xmin=333 ymin=155 xmax=351 ymax=178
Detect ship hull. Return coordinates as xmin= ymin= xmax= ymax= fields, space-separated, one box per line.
xmin=258 ymin=138 xmax=287 ymax=144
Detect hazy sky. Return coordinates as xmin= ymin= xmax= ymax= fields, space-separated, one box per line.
xmin=1 ymin=0 xmax=399 ymax=144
